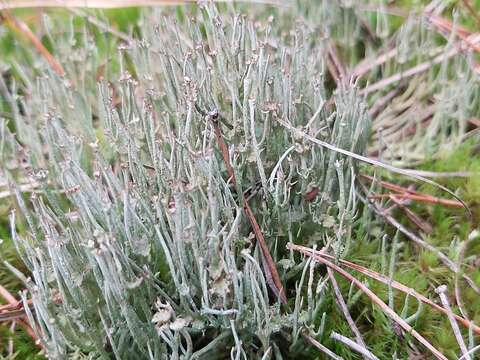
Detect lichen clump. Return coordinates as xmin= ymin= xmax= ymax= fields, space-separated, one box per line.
xmin=4 ymin=4 xmax=369 ymax=359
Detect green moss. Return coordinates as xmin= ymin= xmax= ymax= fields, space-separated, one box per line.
xmin=418 ymin=251 xmax=439 ymax=270
xmin=0 ymin=325 xmax=44 ymax=360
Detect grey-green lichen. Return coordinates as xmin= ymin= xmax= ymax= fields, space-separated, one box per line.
xmin=1 ymin=1 xmax=478 ymax=359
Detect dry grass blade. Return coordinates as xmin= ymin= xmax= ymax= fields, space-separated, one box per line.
xmin=327 ymin=267 xmax=369 ymax=360
xmin=360 ymin=32 xmax=480 ymax=94
xmin=0 ymin=285 xmax=17 ymax=305
xmin=0 ymin=285 xmax=42 ymax=348
xmin=209 ymin=112 xmax=286 ymax=304
xmin=469 ymin=118 xmax=480 ymax=127
xmin=330 ymin=331 xmax=380 ymax=360
xmin=327 ymin=42 xmax=347 ymax=85
xmin=0 ymin=0 xmax=287 ymax=9
xmin=390 ymin=196 xmax=433 ymax=234
xmin=1 ymin=11 xmax=65 ymax=76
xmin=435 ymin=286 xmax=470 ymax=360
xmin=362 ymin=175 xmax=464 ymax=208
xmin=368 ymin=193 xmax=463 ymax=208
xmin=0 ymin=299 xmax=32 ymax=313
xmin=0 ymin=298 xmax=37 ymax=322
xmin=361 ymin=174 xmax=418 ymax=194
xmin=287 ymin=244 xmax=448 ymax=360
xmin=392 ymin=170 xmax=473 ymax=178
xmin=424 ymin=13 xmax=480 ymax=53
xmin=0 ymin=309 xmax=28 ymax=322
xmin=302 ymin=331 xmax=344 ymax=360
xmin=368 ymin=86 xmax=405 ymax=119
xmin=289 ymin=244 xmax=480 ymax=335
xmin=362 ymin=193 xmax=480 ymax=295
xmin=461 ymin=0 xmax=480 ymax=27
xmin=352 ymin=47 xmax=398 ymax=80
xmin=459 ymin=345 xmax=480 ymax=360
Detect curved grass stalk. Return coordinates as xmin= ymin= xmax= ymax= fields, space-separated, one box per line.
xmin=289 ymin=243 xmax=480 ymax=335
xmin=288 ymin=244 xmax=447 ymax=360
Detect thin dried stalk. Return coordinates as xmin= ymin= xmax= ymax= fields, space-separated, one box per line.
xmin=330 ymin=331 xmax=380 ymax=360
xmin=401 ymin=170 xmax=473 ymax=178
xmin=368 ymin=86 xmax=405 ymax=118
xmin=1 ymin=11 xmax=65 ymax=76
xmin=288 ymin=244 xmax=480 ymax=335
xmin=287 ymin=244 xmax=448 ymax=360
xmin=360 ymin=33 xmax=480 ymax=94
xmin=424 ymin=13 xmax=480 ymax=53
xmin=368 ymin=193 xmax=463 ymax=208
xmin=361 ymin=174 xmax=418 ymax=194
xmin=435 ymin=286 xmax=470 ymax=360
xmin=390 ymin=196 xmax=433 ymax=234
xmin=469 ymin=119 xmax=480 ymax=127
xmin=0 ymin=309 xmax=29 ymax=322
xmin=459 ymin=345 xmax=480 ymax=360
xmin=352 ymin=47 xmax=398 ymax=80
xmin=327 ymin=42 xmax=347 ymax=85
xmin=327 ymin=267 xmax=369 ymax=360
xmin=0 ymin=285 xmax=42 ymax=349
xmin=0 ymin=298 xmax=36 ymax=321
xmin=209 ymin=111 xmax=286 ymax=304
xmin=0 ymin=285 xmax=17 ymax=304
xmin=0 ymin=0 xmax=286 ymax=9
xmin=302 ymin=331 xmax=344 ymax=360
xmin=0 ymin=297 xmax=32 ymax=312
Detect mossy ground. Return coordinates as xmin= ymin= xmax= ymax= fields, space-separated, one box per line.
xmin=1 ymin=3 xmax=479 ymax=359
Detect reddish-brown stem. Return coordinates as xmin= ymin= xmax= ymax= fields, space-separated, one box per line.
xmin=424 ymin=13 xmax=480 ymax=53
xmin=289 ymin=243 xmax=480 ymax=336
xmin=361 ymin=174 xmax=413 ymax=194
xmin=1 ymin=11 xmax=66 ymax=77
xmin=461 ymin=0 xmax=480 ymax=27
xmin=368 ymin=86 xmax=404 ymax=119
xmin=288 ymin=244 xmax=448 ymax=360
xmin=211 ymin=116 xmax=286 ymax=304
xmin=361 ymin=174 xmax=463 ymax=207
xmin=0 ymin=285 xmax=17 ymax=304
xmin=468 ymin=118 xmax=480 ymax=128
xmin=390 ymin=196 xmax=433 ymax=234
xmin=368 ymin=193 xmax=463 ymax=208
xmin=0 ymin=285 xmax=43 ymax=349
xmin=327 ymin=43 xmax=346 ymax=85
xmin=0 ymin=298 xmax=33 ymax=312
